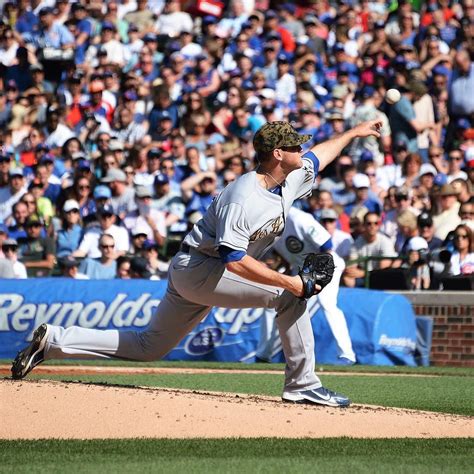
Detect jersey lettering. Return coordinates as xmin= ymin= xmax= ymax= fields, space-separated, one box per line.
xmin=250 ymin=215 xmax=284 ymax=241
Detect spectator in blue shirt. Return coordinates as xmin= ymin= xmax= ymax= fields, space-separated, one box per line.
xmin=56 ymin=199 xmax=83 ymax=257
xmin=79 ymin=233 xmax=117 ymax=280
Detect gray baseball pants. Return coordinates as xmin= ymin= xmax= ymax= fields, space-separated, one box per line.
xmin=45 ymin=250 xmax=322 ymax=393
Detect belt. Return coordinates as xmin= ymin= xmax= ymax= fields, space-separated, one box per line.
xmin=180 ymin=243 xmax=191 ymax=253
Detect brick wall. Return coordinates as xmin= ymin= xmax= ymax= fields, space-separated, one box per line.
xmin=394 ymin=292 xmax=473 ymax=367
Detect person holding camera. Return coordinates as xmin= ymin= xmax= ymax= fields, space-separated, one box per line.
xmin=405 ymin=236 xmax=431 ymax=290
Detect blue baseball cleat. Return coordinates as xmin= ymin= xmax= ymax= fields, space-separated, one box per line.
xmin=282 ymin=386 xmax=351 ymax=407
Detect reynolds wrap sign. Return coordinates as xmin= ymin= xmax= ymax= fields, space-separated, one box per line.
xmin=0 ymin=280 xmax=417 ymax=365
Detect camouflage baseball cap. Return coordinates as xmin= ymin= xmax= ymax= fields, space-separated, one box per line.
xmin=253 ymin=121 xmax=312 ymax=154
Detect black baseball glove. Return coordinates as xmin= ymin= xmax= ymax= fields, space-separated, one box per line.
xmin=298 ymin=253 xmax=335 ymax=299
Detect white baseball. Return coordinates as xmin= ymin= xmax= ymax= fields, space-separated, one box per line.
xmin=386 ymin=88 xmax=401 ymax=104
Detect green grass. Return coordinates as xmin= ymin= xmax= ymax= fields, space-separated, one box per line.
xmin=1 ymin=439 xmax=473 ymax=474
xmin=2 ymin=358 xmax=473 ymax=376
xmin=27 ymin=371 xmax=474 ymax=416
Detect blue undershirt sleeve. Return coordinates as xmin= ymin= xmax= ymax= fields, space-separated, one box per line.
xmin=219 ymin=245 xmax=247 ymax=264
xmin=302 ymin=151 xmax=320 ymax=181
xmin=320 ymin=238 xmax=333 ymax=252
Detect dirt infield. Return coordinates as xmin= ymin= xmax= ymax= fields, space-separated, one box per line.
xmin=1 ymin=368 xmax=473 ymax=439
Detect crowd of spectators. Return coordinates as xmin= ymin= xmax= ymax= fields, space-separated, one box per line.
xmin=0 ymin=0 xmax=472 ymax=289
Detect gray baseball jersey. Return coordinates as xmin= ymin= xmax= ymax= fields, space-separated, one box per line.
xmin=183 ymin=157 xmax=315 ymax=259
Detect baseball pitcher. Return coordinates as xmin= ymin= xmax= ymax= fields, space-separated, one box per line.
xmin=12 ymin=120 xmax=382 ymax=407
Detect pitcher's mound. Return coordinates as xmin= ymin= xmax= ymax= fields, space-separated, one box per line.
xmin=1 ymin=379 xmax=472 ymax=439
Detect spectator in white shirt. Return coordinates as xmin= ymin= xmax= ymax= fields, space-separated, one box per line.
xmin=73 ymin=204 xmax=130 ymax=258
xmin=1 ymin=238 xmax=27 ymax=279
xmin=320 ymin=208 xmax=353 ymax=260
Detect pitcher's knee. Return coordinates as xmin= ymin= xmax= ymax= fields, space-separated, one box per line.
xmin=135 ymin=331 xmax=175 ymax=362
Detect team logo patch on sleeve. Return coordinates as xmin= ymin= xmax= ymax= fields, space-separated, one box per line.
xmin=286 ymin=236 xmax=304 ymax=254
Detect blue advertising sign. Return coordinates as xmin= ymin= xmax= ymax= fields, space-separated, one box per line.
xmin=0 ymin=280 xmax=417 ymax=365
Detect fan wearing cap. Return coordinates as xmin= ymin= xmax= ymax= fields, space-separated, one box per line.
xmin=432 ymin=183 xmax=462 ymax=240
xmin=344 ymin=172 xmax=381 ymax=217
xmin=417 ymin=212 xmax=443 ymax=252
xmin=88 ymin=22 xmax=126 ymax=67
xmin=320 ymin=208 xmax=354 ymax=260
xmin=84 ymin=80 xmax=115 ymax=125
xmin=101 ymin=168 xmax=136 ymax=219
xmin=123 ymin=186 xmax=166 ymax=247
xmin=152 ymin=172 xmax=186 ymax=232
xmin=416 ymin=163 xmax=438 ymax=192
xmin=2 ymin=238 xmax=27 ymax=279
xmin=381 ymin=186 xmax=420 ymax=243
xmin=17 ymin=215 xmax=56 ymax=275
xmin=58 ymin=255 xmax=89 ymax=280
xmin=73 ymin=204 xmax=130 ymax=259
xmin=195 ymin=52 xmax=221 ymax=99
xmin=56 ymin=200 xmax=83 ymax=258
xmin=20 ymin=118 xmax=382 ymax=409
xmin=25 ymin=7 xmax=74 ymax=55
xmin=0 ymin=168 xmax=27 ymax=223
xmin=404 ymin=236 xmax=431 ymax=290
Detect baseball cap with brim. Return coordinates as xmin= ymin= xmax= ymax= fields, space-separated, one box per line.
xmin=131 ymin=223 xmax=149 ymax=237
xmin=0 ymin=224 xmax=8 ymax=234
xmin=135 ymin=186 xmax=153 ymax=198
xmin=320 ymin=208 xmax=338 ymax=220
xmin=98 ymin=204 xmax=115 ymax=216
xmin=26 ymin=215 xmax=44 ymax=227
xmin=417 ymin=212 xmax=433 ymax=227
xmin=253 ymin=121 xmax=311 ymax=154
xmin=130 ymin=256 xmax=152 ymax=279
xmin=406 ymin=236 xmax=429 ymax=252
xmin=419 ymin=163 xmax=437 ymax=177
xmin=439 ymin=183 xmax=459 ymax=196
xmin=58 ymin=256 xmax=80 ymax=268
xmin=93 ymin=185 xmax=112 ymax=199
xmin=63 ymin=199 xmax=80 ymax=213
xmin=154 ymin=173 xmax=169 ymax=186
xmin=101 ymin=168 xmax=126 ymax=183
xmin=77 ymin=160 xmax=91 ymax=171
xmin=353 ymin=173 xmax=370 ymax=189
xmin=109 ymin=139 xmax=124 ymax=151
xmin=71 ymin=151 xmax=88 ymax=161
xmin=9 ymin=168 xmax=24 ymax=178
xmin=3 ymin=237 xmax=17 ymax=246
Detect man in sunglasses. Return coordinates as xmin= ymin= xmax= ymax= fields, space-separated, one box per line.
xmin=2 ymin=238 xmax=27 ymax=279
xmin=344 ymin=211 xmax=397 ymax=287
xmin=78 ymin=234 xmax=117 ymax=280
